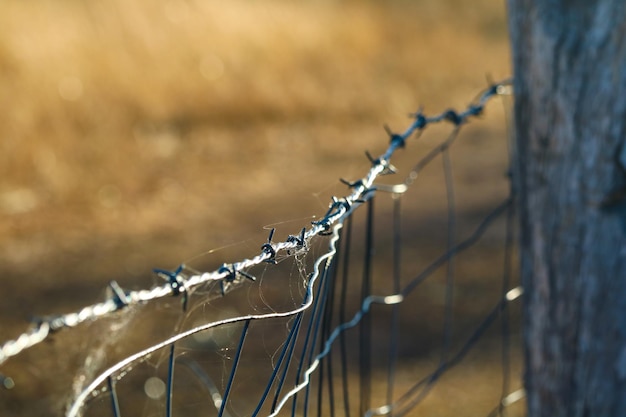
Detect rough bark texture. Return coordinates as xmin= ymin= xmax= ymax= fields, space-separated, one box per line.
xmin=507 ymin=1 xmax=626 ymax=416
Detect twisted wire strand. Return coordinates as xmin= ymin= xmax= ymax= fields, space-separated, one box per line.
xmin=0 ymin=79 xmax=512 ymax=371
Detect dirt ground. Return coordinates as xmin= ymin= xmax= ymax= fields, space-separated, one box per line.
xmin=0 ymin=1 xmax=521 ymax=416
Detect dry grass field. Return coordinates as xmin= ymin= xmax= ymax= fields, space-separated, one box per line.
xmin=0 ymin=1 xmax=520 ymax=416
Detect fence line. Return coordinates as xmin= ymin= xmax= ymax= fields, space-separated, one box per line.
xmin=1 ymin=79 xmax=520 ymax=417
xmin=0 ymin=79 xmax=512 ymax=369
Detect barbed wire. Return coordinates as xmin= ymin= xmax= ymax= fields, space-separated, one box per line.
xmin=66 ymin=195 xmax=520 ymax=417
xmin=0 ymin=79 xmax=513 ymax=381
xmin=67 ymin=222 xmax=344 ymax=417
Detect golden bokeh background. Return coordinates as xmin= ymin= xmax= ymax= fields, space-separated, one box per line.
xmin=0 ymin=1 xmax=517 ymax=416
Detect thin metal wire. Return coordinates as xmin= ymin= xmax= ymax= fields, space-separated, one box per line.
xmin=440 ymin=143 xmax=457 ymax=364
xmin=321 ymin=242 xmax=338 ymax=417
xmin=218 ymin=319 xmax=250 ymax=417
xmin=301 ymin=257 xmax=334 ymax=417
xmin=338 ymin=216 xmax=353 ymax=417
xmin=315 ymin=242 xmax=339 ymax=417
xmin=251 ymin=312 xmax=301 ymax=417
xmin=311 ymin=253 xmax=336 ymax=416
xmin=268 ymin=312 xmax=304 ymax=415
xmin=386 ymin=195 xmax=402 ymax=416
xmin=359 ymin=198 xmax=374 ymax=417
xmin=165 ymin=344 xmax=175 ymax=417
xmin=498 ymin=83 xmax=517 ymax=417
xmin=498 ymin=174 xmax=517 ymax=417
xmin=106 ymin=376 xmax=121 ymax=417
xmin=292 ymin=261 xmax=328 ymax=417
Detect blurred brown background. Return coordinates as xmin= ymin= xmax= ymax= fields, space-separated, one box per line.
xmin=0 ymin=1 xmax=516 ymax=416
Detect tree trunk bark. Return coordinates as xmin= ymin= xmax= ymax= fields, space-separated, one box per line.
xmin=507 ymin=1 xmax=626 ymax=416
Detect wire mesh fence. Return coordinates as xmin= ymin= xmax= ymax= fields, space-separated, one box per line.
xmin=0 ymin=80 xmax=523 ymax=417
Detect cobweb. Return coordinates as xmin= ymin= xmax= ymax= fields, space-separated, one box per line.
xmin=1 ymin=81 xmax=524 ymax=417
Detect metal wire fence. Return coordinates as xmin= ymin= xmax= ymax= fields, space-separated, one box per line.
xmin=0 ymin=80 xmax=523 ymax=417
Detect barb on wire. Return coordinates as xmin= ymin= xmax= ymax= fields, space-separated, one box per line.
xmin=0 ymin=78 xmax=512 ymax=375
xmin=261 ymin=228 xmax=278 ymax=264
xmin=154 ymin=265 xmax=189 ymax=310
xmin=286 ymin=227 xmax=308 ymax=251
xmin=218 ymin=263 xmax=256 ymax=296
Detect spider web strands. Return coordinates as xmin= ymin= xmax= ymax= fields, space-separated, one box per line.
xmin=65 ymin=223 xmax=344 ymax=417
xmin=0 ymin=79 xmax=512 ymax=369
